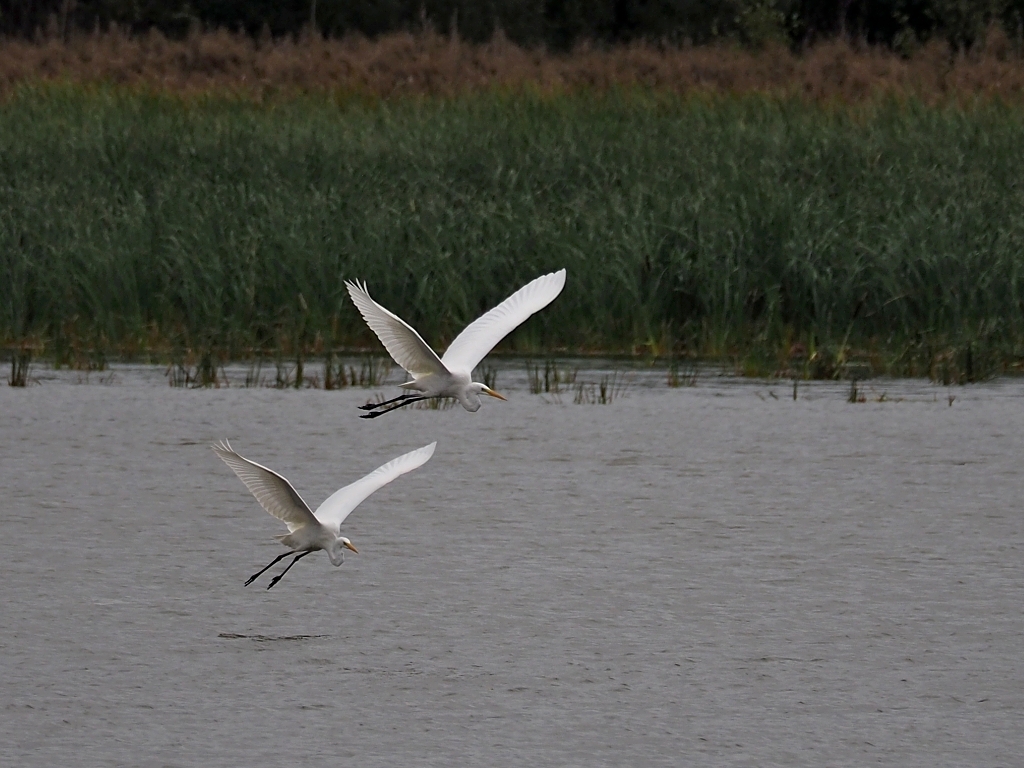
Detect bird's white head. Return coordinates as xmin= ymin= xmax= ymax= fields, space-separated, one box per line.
xmin=327 ymin=536 xmax=359 ymax=566
xmin=463 ymin=381 xmax=507 ymax=411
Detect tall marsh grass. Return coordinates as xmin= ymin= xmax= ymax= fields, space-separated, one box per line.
xmin=3 ymin=87 xmax=1024 ymax=375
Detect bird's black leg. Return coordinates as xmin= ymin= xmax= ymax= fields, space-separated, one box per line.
xmin=359 ymin=393 xmax=416 ymax=411
xmin=266 ymin=550 xmax=314 ymax=590
xmin=245 ymin=551 xmax=297 ymax=586
xmin=359 ymin=396 xmax=430 ymax=419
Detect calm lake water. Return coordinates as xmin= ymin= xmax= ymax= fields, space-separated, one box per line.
xmin=2 ymin=363 xmax=1022 ymax=767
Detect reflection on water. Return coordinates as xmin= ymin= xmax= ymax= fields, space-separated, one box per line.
xmin=1 ymin=365 xmax=1023 ymax=767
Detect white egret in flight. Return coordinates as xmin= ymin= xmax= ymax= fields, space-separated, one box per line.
xmin=346 ymin=269 xmax=566 ymax=418
xmin=212 ymin=440 xmax=436 ymax=589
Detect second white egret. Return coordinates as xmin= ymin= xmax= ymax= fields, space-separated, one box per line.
xmin=346 ymin=269 xmax=566 ymax=418
xmin=212 ymin=440 xmax=436 ymax=589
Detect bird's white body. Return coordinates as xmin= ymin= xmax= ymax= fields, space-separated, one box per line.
xmin=346 ymin=269 xmax=566 ymax=417
xmin=398 ymin=369 xmax=475 ymax=408
xmin=212 ymin=440 xmax=436 ymax=587
xmin=275 ymin=524 xmax=350 ymax=566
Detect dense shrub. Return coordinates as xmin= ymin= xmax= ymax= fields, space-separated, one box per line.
xmin=3 ymin=1 xmax=1024 ymax=53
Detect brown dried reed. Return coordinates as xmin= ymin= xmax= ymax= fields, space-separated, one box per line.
xmin=2 ymin=26 xmax=1024 ymax=103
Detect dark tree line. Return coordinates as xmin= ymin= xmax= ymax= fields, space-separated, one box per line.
xmin=2 ymin=1 xmax=1023 ymax=51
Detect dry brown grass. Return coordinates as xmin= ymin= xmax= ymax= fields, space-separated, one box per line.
xmin=2 ymin=27 xmax=1024 ymax=102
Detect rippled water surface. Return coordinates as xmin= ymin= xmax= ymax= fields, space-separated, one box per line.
xmin=2 ymin=364 xmax=1022 ymax=767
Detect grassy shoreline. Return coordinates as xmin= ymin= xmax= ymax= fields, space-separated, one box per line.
xmin=3 ymin=30 xmax=1024 ymax=104
xmin=4 ymin=86 xmax=1024 ymax=382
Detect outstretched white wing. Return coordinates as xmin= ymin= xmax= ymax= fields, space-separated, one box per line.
xmin=346 ymin=280 xmax=448 ymax=378
xmin=212 ymin=440 xmax=319 ymax=533
xmin=441 ymin=269 xmax=566 ymax=374
xmin=314 ymin=442 xmax=436 ymax=535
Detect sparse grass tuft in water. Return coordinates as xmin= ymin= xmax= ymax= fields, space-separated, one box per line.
xmin=322 ymin=356 xmax=392 ymax=389
xmin=574 ymin=372 xmax=629 ymax=404
xmin=166 ymin=348 xmax=222 ymax=387
xmin=244 ymin=357 xmax=264 ymax=387
xmin=527 ymin=360 xmax=577 ymax=394
xmin=7 ymin=345 xmax=34 ymax=386
xmin=667 ymin=358 xmax=698 ymax=387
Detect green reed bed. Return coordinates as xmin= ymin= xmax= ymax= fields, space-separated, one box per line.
xmin=3 ymin=86 xmax=1024 ymax=379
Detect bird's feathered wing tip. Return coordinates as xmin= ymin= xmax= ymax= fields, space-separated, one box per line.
xmin=211 ymin=438 xmax=233 ymax=456
xmin=313 ymin=441 xmax=438 ymax=532
xmin=212 ymin=440 xmax=318 ymax=531
xmin=441 ymin=268 xmax=567 ymax=374
xmin=344 ymin=280 xmax=447 ymax=378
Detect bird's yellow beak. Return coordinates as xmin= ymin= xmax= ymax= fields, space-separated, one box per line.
xmin=343 ymin=541 xmax=359 ymax=554
xmin=482 ymin=386 xmax=507 ymax=401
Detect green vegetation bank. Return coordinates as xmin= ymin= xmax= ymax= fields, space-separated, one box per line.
xmin=3 ymin=87 xmax=1024 ymax=378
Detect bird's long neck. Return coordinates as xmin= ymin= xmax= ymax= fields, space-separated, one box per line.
xmin=327 ymin=540 xmax=346 ymax=566
xmin=458 ymin=384 xmax=483 ymax=412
